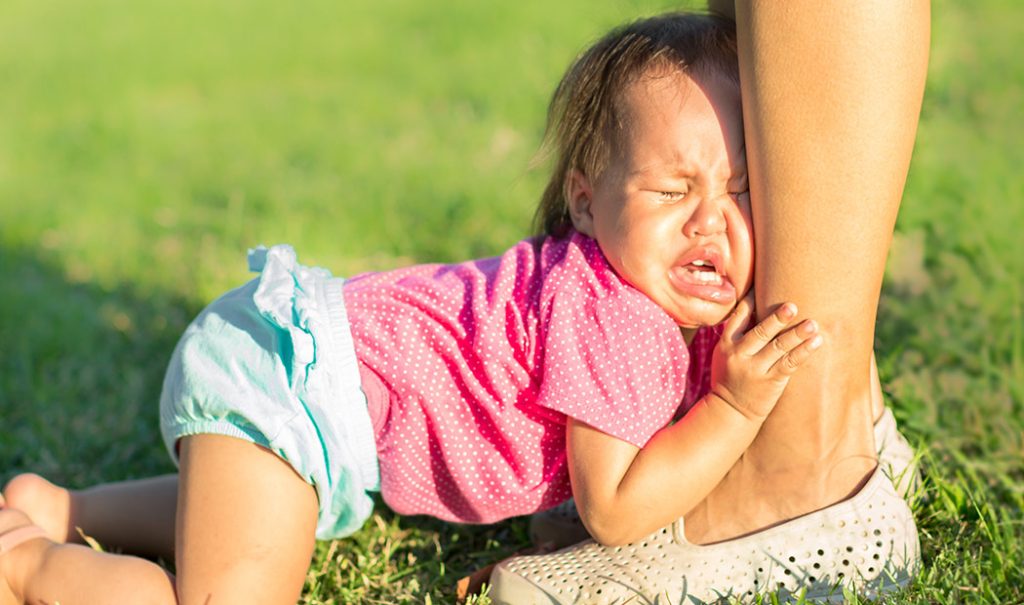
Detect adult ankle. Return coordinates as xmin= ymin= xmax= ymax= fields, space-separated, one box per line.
xmin=747 ymin=456 xmax=876 ymax=509
xmin=683 ymin=455 xmax=877 ymax=545
xmin=743 ymin=391 xmax=878 ymax=505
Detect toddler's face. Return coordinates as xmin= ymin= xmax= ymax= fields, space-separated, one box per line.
xmin=568 ymin=69 xmax=753 ymax=337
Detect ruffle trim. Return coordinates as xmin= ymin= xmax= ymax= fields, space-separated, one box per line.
xmin=248 ymin=244 xmax=333 ymax=388
xmin=247 ymin=244 xmax=380 ymax=538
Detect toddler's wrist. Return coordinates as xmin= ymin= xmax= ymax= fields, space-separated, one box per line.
xmin=707 ymin=388 xmax=770 ymax=426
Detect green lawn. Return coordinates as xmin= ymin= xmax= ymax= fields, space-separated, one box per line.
xmin=1 ymin=0 xmax=1021 ymax=602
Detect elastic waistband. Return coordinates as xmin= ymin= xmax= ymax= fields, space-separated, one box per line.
xmin=320 ymin=276 xmax=381 ymax=491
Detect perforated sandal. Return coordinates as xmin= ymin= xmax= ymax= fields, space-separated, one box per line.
xmin=493 ymin=464 xmax=919 ymax=604
xmin=529 ymin=406 xmax=921 ymax=551
xmin=874 ymin=407 xmax=920 ymax=499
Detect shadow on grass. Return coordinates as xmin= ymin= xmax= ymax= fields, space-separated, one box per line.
xmin=0 ymin=244 xmax=200 ymax=487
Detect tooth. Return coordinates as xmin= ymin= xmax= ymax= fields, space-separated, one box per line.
xmin=691 ymin=270 xmax=722 ymax=284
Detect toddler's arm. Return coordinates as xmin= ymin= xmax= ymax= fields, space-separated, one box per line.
xmin=567 ymin=296 xmax=822 ymax=546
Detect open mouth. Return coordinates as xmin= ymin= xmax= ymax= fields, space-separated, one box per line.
xmin=683 ymin=259 xmax=723 ymax=285
xmin=675 ymin=260 xmax=724 ymax=286
xmin=667 ymin=247 xmax=738 ymax=304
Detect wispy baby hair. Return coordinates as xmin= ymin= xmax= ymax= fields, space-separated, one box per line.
xmin=534 ymin=12 xmax=738 ymax=238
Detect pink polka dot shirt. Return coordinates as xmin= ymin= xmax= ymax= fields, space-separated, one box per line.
xmin=343 ymin=232 xmax=721 ymax=524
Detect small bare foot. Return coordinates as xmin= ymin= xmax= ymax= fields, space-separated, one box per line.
xmin=1 ymin=475 xmax=73 ymax=545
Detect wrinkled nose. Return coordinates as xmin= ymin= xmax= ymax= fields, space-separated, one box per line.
xmin=683 ymin=196 xmax=726 ymax=238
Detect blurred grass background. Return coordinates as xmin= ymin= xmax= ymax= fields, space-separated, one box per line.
xmin=1 ymin=0 xmax=1021 ymax=602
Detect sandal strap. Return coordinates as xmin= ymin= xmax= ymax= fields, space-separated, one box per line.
xmin=0 ymin=525 xmax=47 ymax=555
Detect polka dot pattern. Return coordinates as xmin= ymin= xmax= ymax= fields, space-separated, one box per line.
xmin=344 ymin=232 xmax=718 ymax=523
xmin=678 ymin=322 xmax=723 ymax=420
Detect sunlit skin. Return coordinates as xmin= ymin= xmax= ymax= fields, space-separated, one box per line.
xmin=679 ymin=0 xmax=931 ymax=547
xmin=563 ymin=69 xmax=822 ymax=546
xmin=567 ymin=68 xmax=753 ymax=344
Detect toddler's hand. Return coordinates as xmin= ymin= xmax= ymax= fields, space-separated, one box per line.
xmin=709 ymin=294 xmax=822 ymax=422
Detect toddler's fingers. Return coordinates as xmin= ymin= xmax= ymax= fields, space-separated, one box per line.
xmin=752 ymin=318 xmax=819 ymax=365
xmin=769 ymin=331 xmax=824 ymax=377
xmin=737 ymin=302 xmax=798 ymax=355
xmin=722 ymin=292 xmax=755 ymax=343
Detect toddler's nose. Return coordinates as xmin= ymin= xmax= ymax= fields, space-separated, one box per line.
xmin=683 ymin=196 xmax=726 ymax=237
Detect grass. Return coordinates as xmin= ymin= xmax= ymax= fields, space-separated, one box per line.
xmin=1 ymin=0 xmax=1021 ymax=602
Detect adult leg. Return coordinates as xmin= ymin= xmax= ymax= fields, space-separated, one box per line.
xmin=683 ymin=0 xmax=931 ymax=544
xmin=3 ymin=473 xmax=178 ymax=561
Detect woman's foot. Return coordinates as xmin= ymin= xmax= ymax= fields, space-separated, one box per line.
xmin=492 ymin=465 xmax=919 ymax=604
xmin=1 ymin=475 xmax=73 ymax=544
xmin=529 ymin=406 xmax=919 ymax=550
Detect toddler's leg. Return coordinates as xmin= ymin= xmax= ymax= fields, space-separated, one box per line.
xmin=3 ymin=473 xmax=178 ymax=560
xmin=0 ymin=508 xmax=176 ymax=605
xmin=174 ymin=434 xmax=319 ymax=604
xmin=3 ymin=435 xmax=318 ymax=604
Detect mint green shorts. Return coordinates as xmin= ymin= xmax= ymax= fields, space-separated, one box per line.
xmin=159 ymin=244 xmax=380 ymax=540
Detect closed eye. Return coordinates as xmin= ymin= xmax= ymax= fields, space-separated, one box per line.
xmin=656 ymin=191 xmax=687 ymax=204
xmin=730 ymin=190 xmax=750 ymax=204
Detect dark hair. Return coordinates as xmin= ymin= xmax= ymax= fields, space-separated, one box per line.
xmin=533 ymin=12 xmax=738 ymax=237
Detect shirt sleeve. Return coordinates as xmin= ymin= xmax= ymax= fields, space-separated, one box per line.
xmin=534 ymin=290 xmax=690 ymax=448
xmin=677 ymin=323 xmax=724 ymax=419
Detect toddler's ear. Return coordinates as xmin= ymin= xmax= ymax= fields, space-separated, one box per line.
xmin=566 ymin=169 xmax=596 ymax=237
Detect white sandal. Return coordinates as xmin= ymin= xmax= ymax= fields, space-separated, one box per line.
xmin=874 ymin=407 xmax=920 ymax=499
xmin=529 ymin=406 xmax=920 ymax=551
xmin=493 ymin=464 xmax=919 ymax=604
